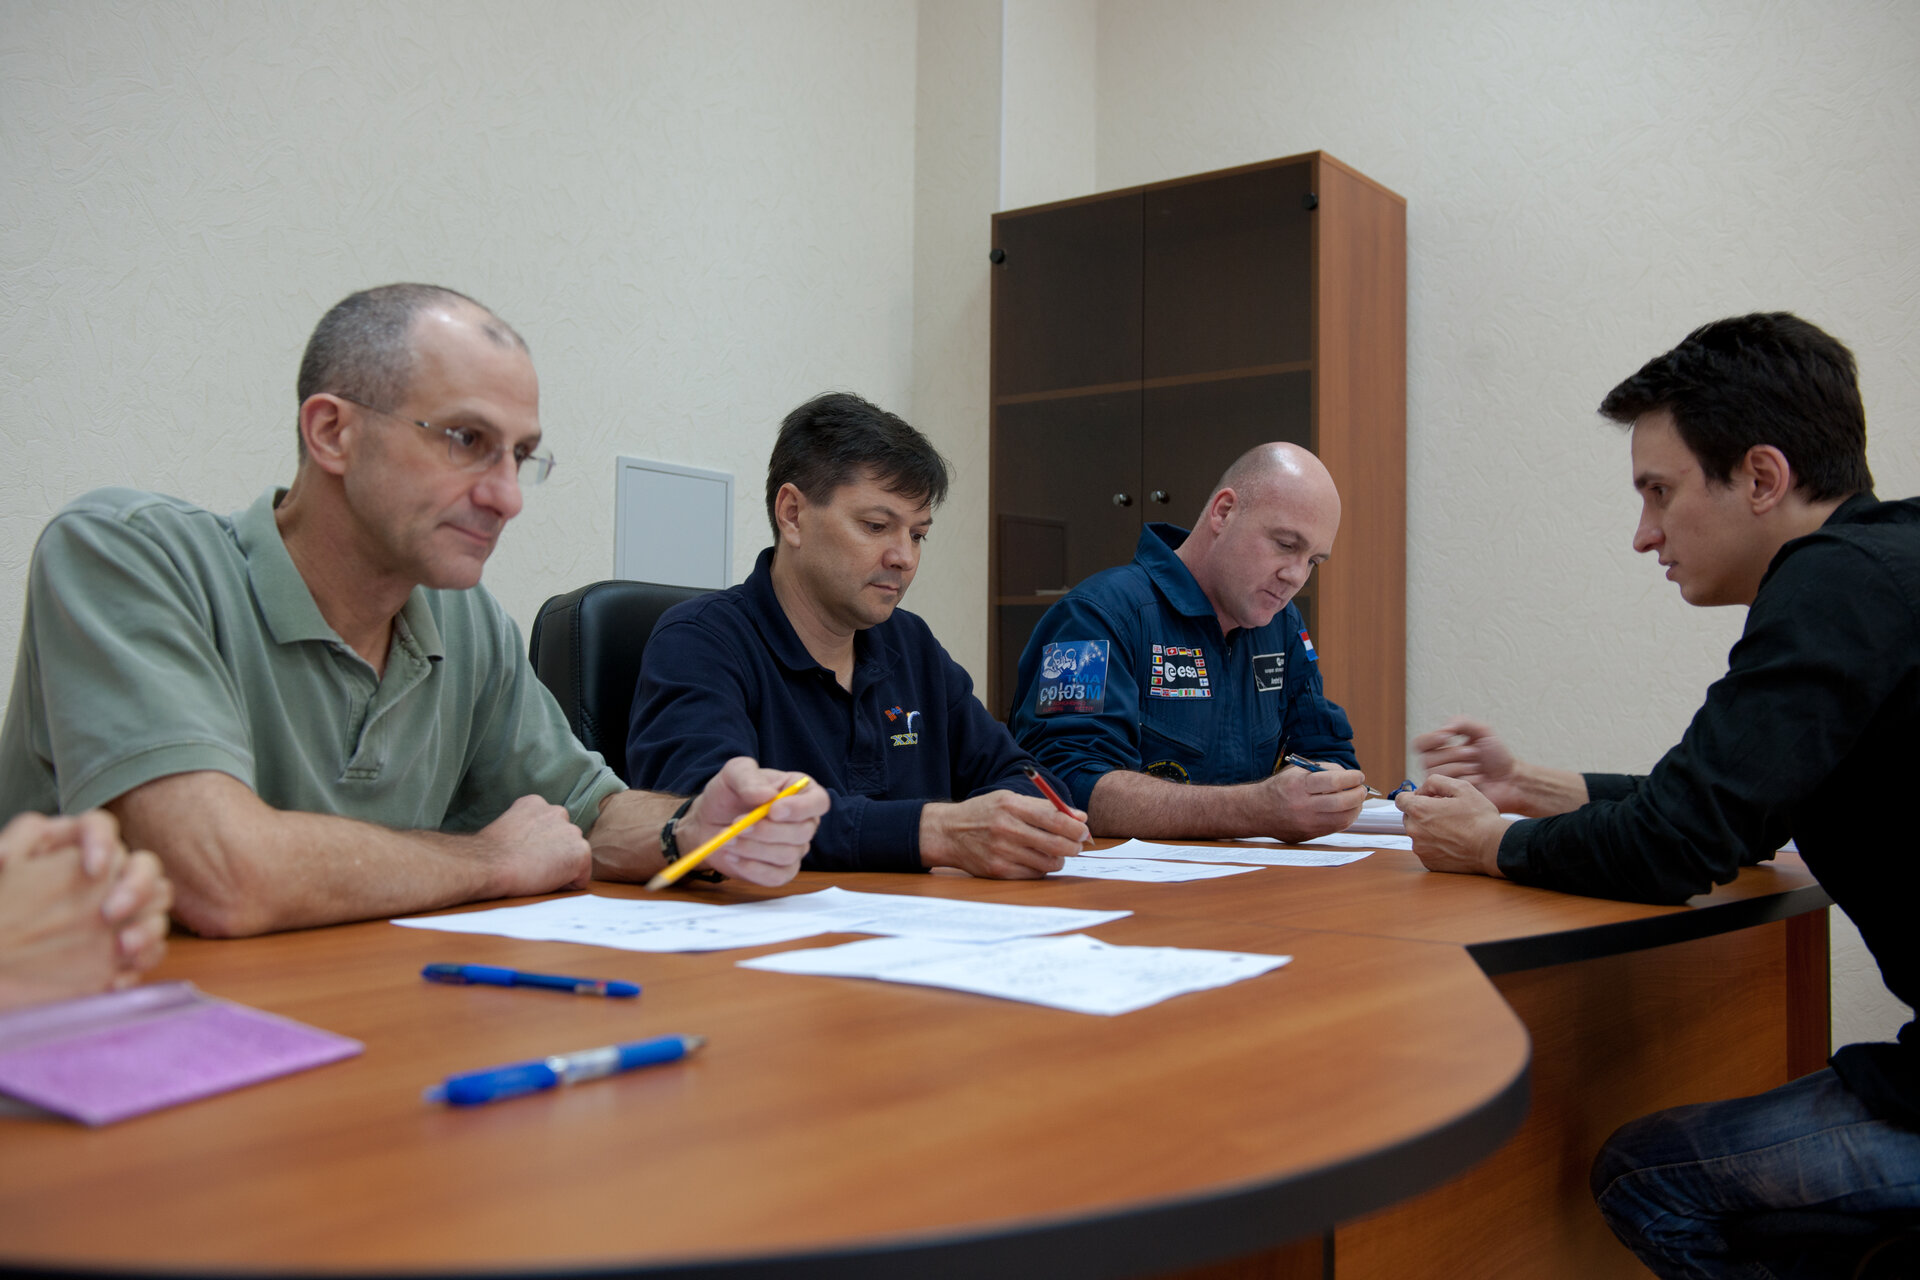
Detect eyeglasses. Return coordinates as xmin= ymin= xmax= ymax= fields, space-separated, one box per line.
xmin=334 ymin=395 xmax=557 ymax=485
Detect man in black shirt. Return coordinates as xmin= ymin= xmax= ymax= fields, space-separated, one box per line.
xmin=1400 ymin=313 xmax=1919 ymax=1277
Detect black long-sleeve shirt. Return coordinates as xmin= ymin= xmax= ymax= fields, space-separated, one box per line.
xmin=1497 ymin=492 xmax=1920 ymax=1127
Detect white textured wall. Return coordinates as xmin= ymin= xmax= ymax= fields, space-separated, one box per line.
xmin=2 ymin=0 xmax=918 ymax=645
xmin=1093 ymin=0 xmax=1920 ymax=1049
xmin=999 ymin=0 xmax=1098 ymax=210
xmin=910 ymin=0 xmax=1003 ymax=675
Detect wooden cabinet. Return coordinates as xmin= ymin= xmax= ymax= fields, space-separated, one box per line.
xmin=988 ymin=151 xmax=1407 ymax=785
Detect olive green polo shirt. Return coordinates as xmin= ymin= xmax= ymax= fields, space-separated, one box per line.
xmin=0 ymin=488 xmax=624 ymax=833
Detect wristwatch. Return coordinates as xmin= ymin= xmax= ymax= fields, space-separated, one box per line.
xmin=659 ymin=795 xmax=725 ymax=883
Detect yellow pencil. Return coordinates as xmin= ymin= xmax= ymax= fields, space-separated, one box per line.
xmin=645 ymin=775 xmax=814 ymax=891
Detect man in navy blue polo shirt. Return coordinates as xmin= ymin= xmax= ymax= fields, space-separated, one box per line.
xmin=627 ymin=393 xmax=1089 ymax=877
xmin=1010 ymin=444 xmax=1367 ymax=842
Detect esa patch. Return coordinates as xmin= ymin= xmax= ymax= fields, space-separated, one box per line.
xmin=1149 ymin=643 xmax=1210 ymax=699
xmin=1033 ymin=640 xmax=1109 ymax=716
xmin=1252 ymin=652 xmax=1286 ymax=692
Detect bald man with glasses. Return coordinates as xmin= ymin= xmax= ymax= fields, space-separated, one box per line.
xmin=0 ymin=284 xmax=826 ymax=938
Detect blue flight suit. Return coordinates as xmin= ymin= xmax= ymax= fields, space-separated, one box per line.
xmin=627 ymin=547 xmax=1055 ymax=873
xmin=1009 ymin=523 xmax=1356 ymax=810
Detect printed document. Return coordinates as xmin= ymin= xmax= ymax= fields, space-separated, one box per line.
xmin=1236 ymin=831 xmax=1415 ymax=851
xmin=1050 ymin=856 xmax=1263 ymax=882
xmin=740 ymin=933 xmax=1291 ymax=1015
xmin=1346 ymin=798 xmax=1407 ymax=835
xmin=394 ymin=887 xmax=1129 ymax=952
xmin=1081 ymin=839 xmax=1373 ymax=868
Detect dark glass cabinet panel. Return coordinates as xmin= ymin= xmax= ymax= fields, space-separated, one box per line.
xmin=992 ymin=392 xmax=1143 ymax=595
xmin=991 ymin=195 xmax=1144 ymax=396
xmin=993 ymin=604 xmax=1052 ymax=720
xmin=1143 ymin=163 xmax=1313 ymax=378
xmin=1139 ymin=371 xmax=1312 ymax=526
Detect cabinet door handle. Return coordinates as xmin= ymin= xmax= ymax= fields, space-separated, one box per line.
xmin=1112 ymin=493 xmax=1134 ymax=508
xmin=1150 ymin=490 xmax=1170 ymax=504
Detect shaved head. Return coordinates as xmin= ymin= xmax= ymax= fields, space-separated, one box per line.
xmin=1208 ymin=443 xmax=1341 ymax=523
xmin=1180 ymin=442 xmax=1342 ymax=634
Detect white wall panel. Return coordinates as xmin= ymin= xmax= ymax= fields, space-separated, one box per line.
xmin=2 ymin=0 xmax=917 ymax=651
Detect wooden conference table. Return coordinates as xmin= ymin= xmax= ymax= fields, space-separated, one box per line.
xmin=0 ymin=843 xmax=1830 ymax=1280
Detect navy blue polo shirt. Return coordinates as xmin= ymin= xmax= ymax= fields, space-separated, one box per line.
xmin=1009 ymin=523 xmax=1356 ymax=809
xmin=627 ymin=547 xmax=1050 ymax=873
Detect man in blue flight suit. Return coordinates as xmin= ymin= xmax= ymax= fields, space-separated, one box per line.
xmin=1010 ymin=443 xmax=1368 ymax=842
xmin=628 ymin=393 xmax=1089 ymax=878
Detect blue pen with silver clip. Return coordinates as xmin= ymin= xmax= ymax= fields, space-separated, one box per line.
xmin=1283 ymin=753 xmax=1386 ymax=799
xmin=422 ymin=962 xmax=640 ymax=998
xmin=426 ymin=1034 xmax=706 ymax=1107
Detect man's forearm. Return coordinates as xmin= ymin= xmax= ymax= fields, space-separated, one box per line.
xmin=1508 ymin=762 xmax=1590 ymax=817
xmin=588 ymin=789 xmax=685 ymax=882
xmin=1086 ymin=770 xmax=1278 ymax=839
xmin=109 ymin=772 xmax=580 ymax=938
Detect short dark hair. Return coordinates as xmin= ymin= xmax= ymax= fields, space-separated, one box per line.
xmin=294 ymin=284 xmax=527 ymax=455
xmin=765 ymin=392 xmax=951 ymax=532
xmin=1598 ymin=312 xmax=1872 ymax=500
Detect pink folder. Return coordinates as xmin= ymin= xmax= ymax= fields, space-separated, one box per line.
xmin=0 ymin=981 xmax=362 ymax=1126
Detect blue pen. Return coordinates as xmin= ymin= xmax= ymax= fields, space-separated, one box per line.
xmin=421 ymin=962 xmax=640 ymax=998
xmin=1283 ymin=753 xmax=1385 ymax=798
xmin=426 ymin=1034 xmax=705 ymax=1106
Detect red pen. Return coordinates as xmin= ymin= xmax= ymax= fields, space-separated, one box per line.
xmin=1019 ymin=762 xmax=1076 ymax=816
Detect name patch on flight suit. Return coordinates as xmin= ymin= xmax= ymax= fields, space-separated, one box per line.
xmin=1033 ymin=640 xmax=1109 ymax=716
xmin=1149 ymin=644 xmax=1210 ymax=699
xmin=1252 ymin=652 xmax=1286 ymax=692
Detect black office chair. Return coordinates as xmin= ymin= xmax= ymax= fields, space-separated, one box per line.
xmin=528 ymin=579 xmax=712 ymax=783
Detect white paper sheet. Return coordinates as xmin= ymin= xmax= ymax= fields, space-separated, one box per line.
xmin=1080 ymin=839 xmax=1373 ymax=868
xmin=739 ymin=933 xmax=1291 ymax=1015
xmin=392 ymin=896 xmax=834 ymax=952
xmin=1050 ymin=856 xmax=1264 ymax=882
xmin=1345 ymin=797 xmax=1407 ymax=834
xmin=393 ymin=887 xmax=1130 ymax=952
xmin=1347 ymin=796 xmax=1523 ymax=836
xmin=1234 ymin=832 xmax=1415 ymax=851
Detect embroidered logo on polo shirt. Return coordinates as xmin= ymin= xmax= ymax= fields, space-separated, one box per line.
xmin=889 ymin=709 xmax=921 ymax=747
xmin=1150 ymin=644 xmax=1210 ymax=698
xmin=1034 ymin=640 xmax=1108 ymax=716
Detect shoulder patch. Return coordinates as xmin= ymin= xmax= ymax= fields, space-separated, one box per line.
xmin=1033 ymin=640 xmax=1108 ymax=716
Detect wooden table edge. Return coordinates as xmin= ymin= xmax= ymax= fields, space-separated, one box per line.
xmin=0 ymin=1061 xmax=1529 ymax=1280
xmin=1466 ymin=882 xmax=1833 ymax=975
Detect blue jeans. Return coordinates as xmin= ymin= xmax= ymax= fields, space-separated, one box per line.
xmin=1591 ymin=1069 xmax=1920 ymax=1278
